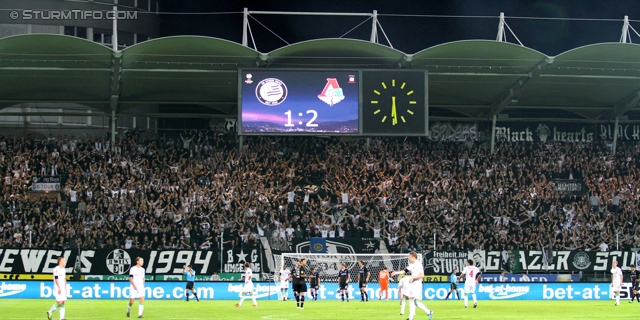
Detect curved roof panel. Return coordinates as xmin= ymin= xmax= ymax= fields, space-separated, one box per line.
xmin=411 ymin=40 xmax=547 ymax=73
xmin=0 ymin=34 xmax=111 ymax=103
xmin=121 ymin=36 xmax=260 ymax=70
xmin=120 ymin=37 xmax=260 ymax=106
xmin=266 ymin=38 xmax=406 ymax=68
xmin=546 ymin=43 xmax=640 ymax=77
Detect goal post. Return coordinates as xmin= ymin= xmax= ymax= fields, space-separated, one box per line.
xmin=273 ymin=253 xmax=421 ymax=301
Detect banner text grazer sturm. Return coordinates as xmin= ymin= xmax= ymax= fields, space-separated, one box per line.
xmin=423 ymin=250 xmax=636 ymax=274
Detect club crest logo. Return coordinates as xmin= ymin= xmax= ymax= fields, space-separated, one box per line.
xmin=106 ymin=249 xmax=131 ymax=275
xmin=572 ymin=252 xmax=591 ymax=270
xmin=318 ymin=78 xmax=345 ymax=106
xmin=256 ymin=78 xmax=287 ymax=106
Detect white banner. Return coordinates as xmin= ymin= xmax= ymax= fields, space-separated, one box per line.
xmin=32 ymin=183 xmax=60 ymax=191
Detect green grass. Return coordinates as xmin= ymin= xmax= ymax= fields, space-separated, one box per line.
xmin=4 ymin=299 xmax=640 ymax=319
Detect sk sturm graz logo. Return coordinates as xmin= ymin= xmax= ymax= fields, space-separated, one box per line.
xmin=313 ymin=243 xmax=325 ymax=252
xmin=317 ymin=78 xmax=345 ymax=106
xmin=572 ymin=252 xmax=591 ymax=270
xmin=256 ymin=78 xmax=287 ymax=106
xmin=106 ymin=249 xmax=131 ymax=275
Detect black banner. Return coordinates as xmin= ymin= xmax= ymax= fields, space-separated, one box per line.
xmin=0 ymin=248 xmax=218 ymax=276
xmin=551 ymin=179 xmax=587 ymax=195
xmin=424 ymin=250 xmax=636 ymax=274
xmin=428 ymin=122 xmax=480 ymax=142
xmin=516 ymin=250 xmax=636 ymax=272
xmin=597 ymin=123 xmax=640 ymax=141
xmin=0 ymin=249 xmax=78 ymax=274
xmin=222 ymin=248 xmax=264 ymax=273
xmin=3 ymin=247 xmax=633 ymax=276
xmin=494 ymin=122 xmax=594 ymax=143
xmin=423 ymin=251 xmax=503 ymax=275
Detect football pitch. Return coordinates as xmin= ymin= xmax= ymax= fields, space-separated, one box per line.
xmin=4 ymin=299 xmax=640 ymax=319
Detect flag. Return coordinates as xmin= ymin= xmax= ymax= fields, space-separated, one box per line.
xmin=310 ymin=238 xmax=327 ymax=253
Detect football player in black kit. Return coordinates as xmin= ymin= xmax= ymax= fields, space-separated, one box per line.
xmin=358 ymin=261 xmax=370 ymax=302
xmin=293 ymin=259 xmax=312 ymax=309
xmin=291 ymin=262 xmax=300 ymax=305
xmin=338 ymin=263 xmax=350 ymax=302
xmin=630 ymin=264 xmax=640 ymax=303
xmin=309 ymin=266 xmax=320 ymax=301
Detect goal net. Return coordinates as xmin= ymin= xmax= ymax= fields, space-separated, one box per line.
xmin=273 ymin=253 xmax=421 ymax=301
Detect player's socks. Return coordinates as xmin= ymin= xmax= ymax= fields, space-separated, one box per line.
xmin=472 ymin=293 xmax=477 ymax=305
xmin=364 ymin=291 xmax=368 ymax=301
xmin=341 ymin=293 xmax=344 ymax=302
xmin=59 ymin=304 xmax=65 ymax=320
xmin=464 ymin=293 xmax=468 ymax=307
xmin=416 ymin=301 xmax=431 ymax=314
xmin=138 ymin=304 xmax=144 ymax=317
xmin=616 ymin=293 xmax=620 ymax=305
xmin=238 ymin=294 xmax=246 ymax=306
xmin=194 ymin=292 xmax=199 ymax=301
xmin=186 ymin=292 xmax=190 ymax=301
xmin=296 ymin=294 xmax=300 ymax=307
xmin=409 ymin=299 xmax=417 ymax=319
xmin=127 ymin=303 xmax=133 ymax=315
xmin=251 ymin=294 xmax=257 ymax=306
xmin=400 ymin=298 xmax=406 ymax=314
xmin=445 ymin=291 xmax=451 ymax=300
xmin=49 ymin=304 xmax=57 ymax=314
xmin=300 ymin=295 xmax=305 ymax=308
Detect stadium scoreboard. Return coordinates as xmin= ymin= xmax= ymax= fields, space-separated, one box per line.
xmin=239 ymin=69 xmax=428 ymax=136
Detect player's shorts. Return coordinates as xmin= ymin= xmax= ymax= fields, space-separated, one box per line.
xmin=186 ymin=281 xmax=195 ymax=290
xmin=405 ymin=282 xmax=423 ymax=300
xmin=54 ymin=290 xmax=67 ymax=302
xmin=297 ymin=283 xmax=307 ymax=293
xmin=359 ymin=282 xmax=367 ymax=289
xmin=612 ymin=284 xmax=622 ymax=292
xmin=129 ymin=287 xmax=144 ymax=299
xmin=339 ymin=282 xmax=348 ymax=290
xmin=280 ymin=280 xmax=289 ymax=289
xmin=243 ymin=282 xmax=254 ymax=293
xmin=309 ymin=284 xmax=319 ymax=291
xmin=380 ymin=283 xmax=389 ymax=290
xmin=464 ymin=283 xmax=476 ymax=294
xmin=450 ymin=283 xmax=458 ymax=290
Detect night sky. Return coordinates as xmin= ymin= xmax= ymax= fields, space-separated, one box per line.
xmin=158 ymin=0 xmax=640 ymax=56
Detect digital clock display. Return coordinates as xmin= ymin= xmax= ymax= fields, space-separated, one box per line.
xmin=240 ymin=70 xmax=360 ymax=134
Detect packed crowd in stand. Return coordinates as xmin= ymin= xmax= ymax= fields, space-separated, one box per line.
xmin=0 ymin=129 xmax=638 ymax=255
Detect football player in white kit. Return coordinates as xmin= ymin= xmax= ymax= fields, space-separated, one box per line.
xmin=279 ymin=265 xmax=291 ymax=301
xmin=127 ymin=257 xmax=146 ymax=318
xmin=47 ymin=257 xmax=67 ymax=320
xmin=611 ymin=260 xmax=623 ymax=306
xmin=392 ymin=252 xmax=433 ymax=320
xmin=461 ymin=259 xmax=481 ymax=308
xmin=235 ymin=262 xmax=258 ymax=307
xmin=397 ymin=275 xmax=412 ymax=315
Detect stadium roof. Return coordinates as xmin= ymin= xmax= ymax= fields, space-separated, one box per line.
xmin=2 ymin=34 xmax=640 ymax=121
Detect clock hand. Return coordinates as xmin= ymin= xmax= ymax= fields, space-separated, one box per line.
xmin=392 ymin=96 xmax=397 ymax=125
